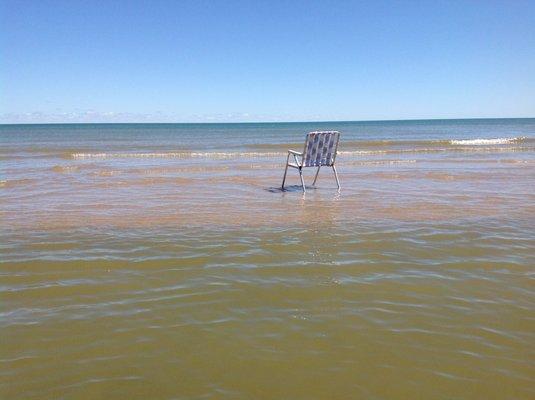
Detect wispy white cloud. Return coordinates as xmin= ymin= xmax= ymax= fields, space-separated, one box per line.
xmin=1 ymin=110 xmax=168 ymax=124
xmin=0 ymin=110 xmax=337 ymax=124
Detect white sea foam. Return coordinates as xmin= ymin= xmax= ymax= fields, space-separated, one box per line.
xmin=71 ymin=152 xmax=285 ymax=159
xmin=450 ymin=137 xmax=525 ymax=146
xmin=71 ymin=144 xmax=529 ymax=160
xmin=72 ymin=150 xmax=428 ymax=159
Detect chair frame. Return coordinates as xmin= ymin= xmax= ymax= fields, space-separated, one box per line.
xmin=281 ymin=131 xmax=341 ymax=193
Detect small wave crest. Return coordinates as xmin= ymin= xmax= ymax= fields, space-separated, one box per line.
xmin=71 ymin=151 xmax=285 ymax=159
xmin=450 ymin=137 xmax=525 ymax=146
xmin=52 ymin=165 xmax=80 ymax=173
xmin=69 ymin=137 xmax=530 ymax=159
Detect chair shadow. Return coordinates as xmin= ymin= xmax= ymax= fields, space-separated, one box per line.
xmin=265 ymin=185 xmax=317 ymax=193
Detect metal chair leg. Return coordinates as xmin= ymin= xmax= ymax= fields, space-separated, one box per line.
xmin=312 ymin=166 xmax=321 ymax=186
xmin=298 ymin=167 xmax=306 ymax=193
xmin=281 ymin=154 xmax=290 ymax=189
xmin=332 ymin=165 xmax=340 ymax=190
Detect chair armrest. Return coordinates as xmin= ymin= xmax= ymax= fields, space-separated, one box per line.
xmin=288 ymin=150 xmax=303 ymax=156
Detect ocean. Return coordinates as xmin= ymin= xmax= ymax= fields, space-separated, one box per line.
xmin=1 ymin=118 xmax=535 ymax=399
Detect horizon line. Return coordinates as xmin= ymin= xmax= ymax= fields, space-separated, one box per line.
xmin=1 ymin=116 xmax=534 ymax=126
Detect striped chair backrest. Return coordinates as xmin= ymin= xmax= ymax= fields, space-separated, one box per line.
xmin=302 ymin=131 xmax=340 ymax=167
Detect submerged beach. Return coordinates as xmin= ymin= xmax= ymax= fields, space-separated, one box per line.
xmin=1 ymin=119 xmax=535 ymax=399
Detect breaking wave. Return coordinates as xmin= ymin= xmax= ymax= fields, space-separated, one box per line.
xmin=67 ymin=137 xmax=531 ymax=160
xmin=450 ymin=137 xmax=525 ymax=145
xmin=71 ymin=151 xmax=285 ymax=159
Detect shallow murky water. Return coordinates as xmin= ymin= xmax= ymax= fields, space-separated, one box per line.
xmin=1 ymin=120 xmax=535 ymax=399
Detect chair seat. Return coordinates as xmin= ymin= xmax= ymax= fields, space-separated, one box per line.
xmin=287 ymin=162 xmax=301 ymax=168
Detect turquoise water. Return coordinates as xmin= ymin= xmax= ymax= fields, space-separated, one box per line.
xmin=2 ymin=118 xmax=535 ymax=151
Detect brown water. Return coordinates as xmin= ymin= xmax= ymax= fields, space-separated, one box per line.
xmin=2 ymin=121 xmax=535 ymax=399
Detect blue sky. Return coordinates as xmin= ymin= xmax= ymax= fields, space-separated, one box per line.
xmin=1 ymin=0 xmax=534 ymax=123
